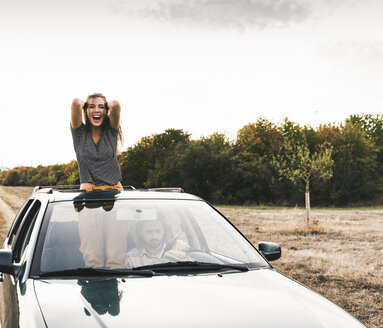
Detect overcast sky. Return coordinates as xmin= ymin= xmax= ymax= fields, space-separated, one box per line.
xmin=1 ymin=0 xmax=383 ymax=168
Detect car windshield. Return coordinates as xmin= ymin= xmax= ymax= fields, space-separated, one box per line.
xmin=32 ymin=199 xmax=268 ymax=276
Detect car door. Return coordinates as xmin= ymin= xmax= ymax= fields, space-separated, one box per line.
xmin=0 ymin=199 xmax=42 ymax=328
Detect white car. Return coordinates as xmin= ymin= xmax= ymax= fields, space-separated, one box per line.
xmin=0 ymin=186 xmax=366 ymax=327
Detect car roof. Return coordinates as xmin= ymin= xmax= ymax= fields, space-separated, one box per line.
xmin=32 ymin=186 xmax=202 ymax=203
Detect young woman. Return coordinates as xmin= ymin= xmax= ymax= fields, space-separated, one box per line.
xmin=70 ymin=92 xmax=123 ymax=191
xmin=71 ymin=93 xmax=126 ymax=269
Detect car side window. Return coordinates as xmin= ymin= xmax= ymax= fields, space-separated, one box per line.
xmin=12 ymin=200 xmax=42 ymax=263
xmin=7 ymin=199 xmax=34 ymax=247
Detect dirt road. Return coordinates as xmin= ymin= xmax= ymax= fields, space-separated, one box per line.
xmin=0 ymin=192 xmax=16 ymax=225
xmin=0 ymin=186 xmax=33 ymax=240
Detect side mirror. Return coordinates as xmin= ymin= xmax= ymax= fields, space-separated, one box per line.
xmin=0 ymin=249 xmax=15 ymax=275
xmin=258 ymin=242 xmax=281 ymax=261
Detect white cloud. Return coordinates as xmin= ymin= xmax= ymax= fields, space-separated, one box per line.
xmin=110 ymin=0 xmax=366 ymax=31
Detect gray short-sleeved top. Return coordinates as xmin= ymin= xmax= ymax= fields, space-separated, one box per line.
xmin=71 ymin=123 xmax=122 ymax=185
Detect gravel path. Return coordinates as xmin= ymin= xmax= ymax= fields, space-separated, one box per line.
xmin=0 ymin=187 xmax=17 ymax=227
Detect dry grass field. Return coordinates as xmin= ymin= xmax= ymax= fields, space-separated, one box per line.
xmin=219 ymin=206 xmax=383 ymax=327
xmin=0 ymin=186 xmax=382 ymax=327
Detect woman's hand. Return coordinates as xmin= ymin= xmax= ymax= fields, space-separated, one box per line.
xmin=108 ymin=100 xmax=121 ymax=130
xmin=71 ymin=98 xmax=84 ymax=129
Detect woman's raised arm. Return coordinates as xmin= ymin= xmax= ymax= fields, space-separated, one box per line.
xmin=71 ymin=98 xmax=84 ymax=129
xmin=108 ymin=100 xmax=121 ymax=130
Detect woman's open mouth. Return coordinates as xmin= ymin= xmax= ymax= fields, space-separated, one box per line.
xmin=92 ymin=115 xmax=102 ymax=124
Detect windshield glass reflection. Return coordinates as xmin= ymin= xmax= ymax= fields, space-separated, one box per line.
xmin=37 ymin=199 xmax=266 ymax=274
xmin=78 ymin=279 xmax=121 ymax=316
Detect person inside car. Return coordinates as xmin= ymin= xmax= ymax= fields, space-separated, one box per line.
xmin=71 ymin=93 xmax=126 ymax=269
xmin=125 ymin=218 xmax=190 ymax=268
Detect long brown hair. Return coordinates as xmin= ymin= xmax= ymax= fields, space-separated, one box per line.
xmin=83 ymin=93 xmax=123 ymax=144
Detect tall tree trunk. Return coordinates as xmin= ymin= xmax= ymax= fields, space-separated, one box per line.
xmin=305 ymin=180 xmax=310 ymax=225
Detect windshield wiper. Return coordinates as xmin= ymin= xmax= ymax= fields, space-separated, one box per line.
xmin=133 ymin=261 xmax=249 ymax=274
xmin=36 ymin=267 xmax=155 ymax=278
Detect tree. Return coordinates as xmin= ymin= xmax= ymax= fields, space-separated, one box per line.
xmin=236 ymin=118 xmax=284 ymax=159
xmin=146 ymin=133 xmax=235 ymax=203
xmin=234 ymin=118 xmax=287 ymax=204
xmin=346 ymin=114 xmax=383 ymax=184
xmin=3 ymin=170 xmax=20 ymax=186
xmin=346 ymin=114 xmax=383 ymax=142
xmin=274 ymin=139 xmax=334 ymax=224
xmin=64 ymin=160 xmax=80 ymax=185
xmin=120 ymin=129 xmax=190 ymax=188
xmin=326 ymin=122 xmax=379 ymax=204
xmin=0 ymin=171 xmax=5 ymax=184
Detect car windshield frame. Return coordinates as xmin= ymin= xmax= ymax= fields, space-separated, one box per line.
xmin=30 ymin=198 xmax=269 ymax=277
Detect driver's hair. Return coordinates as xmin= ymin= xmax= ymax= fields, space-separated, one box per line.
xmin=135 ymin=216 xmax=173 ymax=248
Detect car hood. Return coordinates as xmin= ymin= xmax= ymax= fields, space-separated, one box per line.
xmin=34 ymin=269 xmax=365 ymax=328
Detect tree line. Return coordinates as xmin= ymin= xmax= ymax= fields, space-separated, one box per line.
xmin=1 ymin=114 xmax=383 ymax=206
